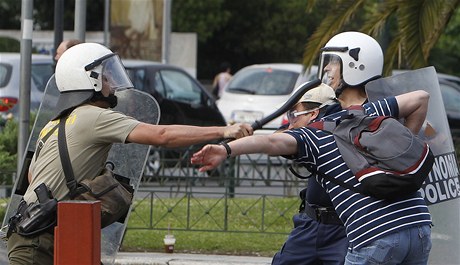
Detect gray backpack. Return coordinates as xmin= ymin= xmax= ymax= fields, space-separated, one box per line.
xmin=308 ymin=106 xmax=434 ymax=200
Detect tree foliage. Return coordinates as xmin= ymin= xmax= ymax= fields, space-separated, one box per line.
xmin=0 ymin=118 xmax=18 ymax=184
xmin=0 ymin=0 xmax=104 ymax=31
xmin=0 ymin=0 xmax=21 ymax=29
xmin=0 ymin=37 xmax=20 ymax=52
xmin=0 ymin=112 xmax=36 ymax=184
xmin=429 ymin=6 xmax=460 ymax=76
xmin=196 ymin=0 xmax=325 ymax=78
xmin=171 ymin=0 xmax=230 ymax=43
xmin=2 ymin=0 xmax=460 ymax=79
xmin=302 ymin=0 xmax=460 ymax=77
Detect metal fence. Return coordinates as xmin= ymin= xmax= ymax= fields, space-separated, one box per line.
xmin=129 ymin=146 xmax=306 ymax=234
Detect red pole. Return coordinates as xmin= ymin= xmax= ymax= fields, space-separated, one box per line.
xmin=54 ymin=201 xmax=101 ymax=265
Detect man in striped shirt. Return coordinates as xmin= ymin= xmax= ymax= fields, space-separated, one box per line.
xmin=192 ymin=86 xmax=432 ymax=265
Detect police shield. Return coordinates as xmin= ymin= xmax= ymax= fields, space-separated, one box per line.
xmin=366 ymin=66 xmax=460 ymax=264
xmin=0 ymin=75 xmax=160 ymax=264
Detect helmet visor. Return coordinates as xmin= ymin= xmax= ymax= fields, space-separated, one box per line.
xmin=101 ymin=55 xmax=133 ymax=92
xmin=318 ymin=54 xmax=343 ymax=89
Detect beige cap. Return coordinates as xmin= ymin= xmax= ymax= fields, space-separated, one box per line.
xmin=297 ymin=83 xmax=336 ymax=106
xmin=276 ymin=83 xmax=337 ymax=110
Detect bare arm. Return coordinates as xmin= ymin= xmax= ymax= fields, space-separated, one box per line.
xmin=395 ymin=90 xmax=429 ymax=134
xmin=126 ymin=123 xmax=253 ymax=148
xmin=191 ymin=133 xmax=298 ymax=171
xmin=229 ymin=133 xmax=298 ymax=156
xmin=212 ymin=74 xmax=219 ymax=88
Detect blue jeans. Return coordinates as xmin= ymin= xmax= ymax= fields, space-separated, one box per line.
xmin=345 ymin=225 xmax=431 ymax=265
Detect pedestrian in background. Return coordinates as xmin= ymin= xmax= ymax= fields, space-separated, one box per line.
xmin=54 ymin=39 xmax=82 ymax=61
xmin=212 ymin=62 xmax=232 ymax=99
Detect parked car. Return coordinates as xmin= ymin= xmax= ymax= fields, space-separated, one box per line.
xmin=122 ymin=59 xmax=227 ymax=176
xmin=217 ymin=63 xmax=318 ymax=133
xmin=0 ymin=53 xmax=54 ymax=119
xmin=122 ymin=59 xmax=226 ymax=127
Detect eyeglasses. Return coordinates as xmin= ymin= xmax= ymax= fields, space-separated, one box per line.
xmin=286 ymin=109 xmax=316 ymax=123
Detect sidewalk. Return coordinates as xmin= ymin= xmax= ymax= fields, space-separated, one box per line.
xmin=115 ymin=252 xmax=272 ymax=265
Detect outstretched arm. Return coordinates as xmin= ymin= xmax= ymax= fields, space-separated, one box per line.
xmin=127 ymin=123 xmax=253 ymax=148
xmin=191 ymin=133 xmax=298 ymax=171
xmin=395 ymin=90 xmax=429 ymax=134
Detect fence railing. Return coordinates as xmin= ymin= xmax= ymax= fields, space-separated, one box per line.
xmin=129 ymin=146 xmax=306 ymax=234
xmin=129 ymin=190 xmax=299 ymax=234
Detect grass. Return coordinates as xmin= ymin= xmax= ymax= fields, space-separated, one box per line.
xmin=120 ymin=196 xmax=298 ymax=256
xmin=121 ymin=230 xmax=288 ymax=257
xmin=0 ymin=196 xmax=292 ymax=257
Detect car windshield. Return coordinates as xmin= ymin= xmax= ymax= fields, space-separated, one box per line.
xmin=226 ymin=68 xmax=298 ymax=95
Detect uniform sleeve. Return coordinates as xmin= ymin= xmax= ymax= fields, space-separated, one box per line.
xmin=93 ymin=109 xmax=141 ymax=144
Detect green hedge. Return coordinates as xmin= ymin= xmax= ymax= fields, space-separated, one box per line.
xmin=0 ymin=37 xmax=20 ymax=52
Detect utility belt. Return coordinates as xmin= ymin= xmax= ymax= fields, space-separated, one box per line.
xmin=299 ymin=202 xmax=343 ymax=225
xmin=7 ymin=183 xmax=57 ymax=238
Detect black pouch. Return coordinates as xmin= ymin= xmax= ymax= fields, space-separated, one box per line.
xmin=14 ymin=183 xmax=57 ymax=237
xmin=6 ymin=199 xmax=28 ymax=238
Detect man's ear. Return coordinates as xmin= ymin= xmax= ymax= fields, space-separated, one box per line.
xmin=310 ymin=109 xmax=320 ymax=120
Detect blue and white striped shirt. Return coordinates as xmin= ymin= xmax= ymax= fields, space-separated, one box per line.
xmin=285 ymin=97 xmax=432 ymax=250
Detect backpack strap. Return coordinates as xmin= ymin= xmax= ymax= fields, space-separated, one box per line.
xmin=308 ymin=119 xmax=339 ymax=134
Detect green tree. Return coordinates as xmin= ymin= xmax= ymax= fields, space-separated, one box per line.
xmin=172 ymin=0 xmax=230 ymax=43
xmin=0 ymin=112 xmax=36 ymax=184
xmin=429 ymin=6 xmax=460 ymax=76
xmin=196 ymin=0 xmax=326 ymax=78
xmin=0 ymin=0 xmax=104 ymax=31
xmin=0 ymin=37 xmax=20 ymax=52
xmin=0 ymin=118 xmax=19 ymax=184
xmin=302 ymin=0 xmax=460 ymax=76
xmin=0 ymin=0 xmax=21 ymax=29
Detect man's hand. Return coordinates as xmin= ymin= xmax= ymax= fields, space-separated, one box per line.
xmin=191 ymin=144 xmax=227 ymax=172
xmin=223 ymin=123 xmax=253 ymax=139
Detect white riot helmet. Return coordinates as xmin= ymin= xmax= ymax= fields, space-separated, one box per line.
xmin=318 ymin=31 xmax=383 ymax=88
xmin=53 ymin=43 xmax=133 ymax=119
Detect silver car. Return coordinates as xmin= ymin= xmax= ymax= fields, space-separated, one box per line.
xmin=217 ymin=63 xmax=318 ymax=133
xmin=0 ymin=53 xmax=54 ymax=119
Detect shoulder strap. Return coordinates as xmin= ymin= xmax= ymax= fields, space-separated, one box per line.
xmin=58 ymin=117 xmax=87 ymax=198
xmin=307 ymin=119 xmax=338 ymax=133
xmin=34 ymin=123 xmax=59 ymax=161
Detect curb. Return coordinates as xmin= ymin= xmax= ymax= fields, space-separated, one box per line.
xmin=115 ymin=252 xmax=272 ymax=265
